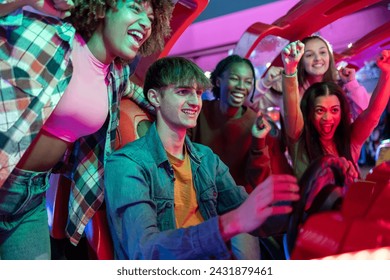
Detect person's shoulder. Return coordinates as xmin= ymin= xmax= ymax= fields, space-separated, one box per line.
xmin=201 ymin=99 xmax=218 ymax=111
xmin=22 ymin=9 xmax=67 ymax=26
xmin=190 ymin=142 xmax=230 ymax=171
xmin=241 ymin=105 xmax=257 ymax=121
xmin=16 ymin=10 xmax=76 ymax=43
xmin=245 ymin=105 xmax=258 ymax=116
xmin=190 ymin=141 xmax=218 ymax=160
xmin=199 ymin=100 xmax=221 ymax=122
xmin=109 ymin=137 xmax=149 ymax=161
xmin=191 ymin=141 xmax=213 ymax=153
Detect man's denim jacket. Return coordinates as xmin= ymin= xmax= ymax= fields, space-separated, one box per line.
xmin=105 ymin=123 xmax=249 ymax=259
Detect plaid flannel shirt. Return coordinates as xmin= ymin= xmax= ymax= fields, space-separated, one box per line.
xmin=0 ymin=8 xmax=151 ymax=245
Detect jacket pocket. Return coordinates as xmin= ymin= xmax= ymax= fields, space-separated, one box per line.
xmin=155 ymin=198 xmax=174 ymax=231
xmin=199 ymin=186 xmax=218 ymax=217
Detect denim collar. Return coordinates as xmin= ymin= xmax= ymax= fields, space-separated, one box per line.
xmin=144 ymin=123 xmax=203 ymax=168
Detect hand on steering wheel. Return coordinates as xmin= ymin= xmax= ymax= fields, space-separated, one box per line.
xmin=286 ymin=155 xmax=353 ymax=254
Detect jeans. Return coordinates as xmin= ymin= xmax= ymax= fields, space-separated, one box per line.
xmin=0 ymin=168 xmax=51 ymax=260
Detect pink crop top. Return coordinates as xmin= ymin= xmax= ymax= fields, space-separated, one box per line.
xmin=42 ymin=34 xmax=110 ymax=143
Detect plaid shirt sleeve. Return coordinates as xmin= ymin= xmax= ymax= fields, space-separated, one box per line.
xmin=0 ymin=10 xmax=74 ymax=186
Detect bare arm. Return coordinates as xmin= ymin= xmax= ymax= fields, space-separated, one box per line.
xmin=351 ymin=50 xmax=390 ymax=145
xmin=0 ymin=0 xmax=29 ymax=16
xmin=281 ymin=41 xmax=305 ymax=141
xmin=0 ymin=0 xmax=73 ymax=18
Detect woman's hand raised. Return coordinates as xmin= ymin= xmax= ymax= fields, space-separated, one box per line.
xmin=281 ymin=41 xmax=305 ymax=75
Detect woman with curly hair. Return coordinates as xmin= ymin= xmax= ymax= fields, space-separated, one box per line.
xmin=0 ymin=0 xmax=173 ymax=259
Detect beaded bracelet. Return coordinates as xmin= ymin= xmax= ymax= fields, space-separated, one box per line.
xmin=282 ymin=70 xmax=298 ymax=77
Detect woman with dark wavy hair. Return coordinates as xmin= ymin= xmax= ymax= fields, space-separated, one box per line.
xmin=299 ymin=82 xmax=354 ymax=173
xmin=281 ymin=40 xmax=390 ymax=180
xmin=0 ymin=0 xmax=173 ymax=259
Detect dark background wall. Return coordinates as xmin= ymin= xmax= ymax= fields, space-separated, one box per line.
xmin=194 ymin=0 xmax=277 ymax=22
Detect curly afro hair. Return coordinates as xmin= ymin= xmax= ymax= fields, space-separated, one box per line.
xmin=68 ymin=0 xmax=174 ymax=57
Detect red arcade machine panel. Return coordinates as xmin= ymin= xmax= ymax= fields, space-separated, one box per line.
xmin=131 ymin=0 xmax=210 ymax=86
xmin=234 ymin=0 xmax=383 ymax=76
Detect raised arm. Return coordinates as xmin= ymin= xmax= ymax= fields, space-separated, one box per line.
xmin=245 ymin=113 xmax=272 ymax=191
xmin=351 ymin=50 xmax=390 ymax=145
xmin=281 ymin=41 xmax=305 ymax=141
xmin=248 ymin=66 xmax=283 ymax=112
xmin=0 ymin=0 xmax=73 ymax=18
xmin=339 ymin=67 xmax=370 ymax=120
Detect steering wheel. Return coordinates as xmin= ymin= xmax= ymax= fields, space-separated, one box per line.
xmin=285 ymin=155 xmax=348 ymax=255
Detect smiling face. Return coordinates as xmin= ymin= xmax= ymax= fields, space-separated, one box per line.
xmin=102 ymin=0 xmax=154 ymax=62
xmin=156 ymin=84 xmax=203 ymax=131
xmin=312 ymin=94 xmax=341 ymax=140
xmin=302 ymin=38 xmax=330 ymax=78
xmin=217 ymin=62 xmax=254 ymax=108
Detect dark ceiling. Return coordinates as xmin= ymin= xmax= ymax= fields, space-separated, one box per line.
xmin=194 ymin=0 xmax=278 ymax=22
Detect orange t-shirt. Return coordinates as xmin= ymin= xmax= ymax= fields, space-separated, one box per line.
xmin=166 ymin=148 xmax=204 ymax=228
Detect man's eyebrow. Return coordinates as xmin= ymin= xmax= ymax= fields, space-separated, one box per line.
xmin=174 ymin=85 xmax=197 ymax=90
